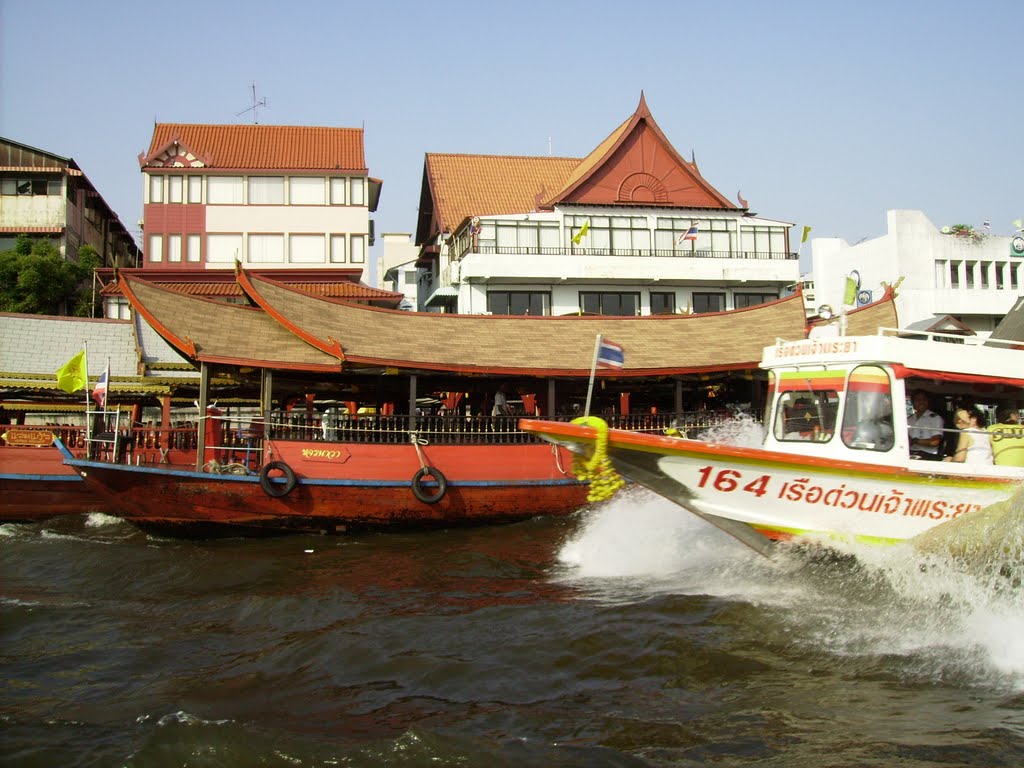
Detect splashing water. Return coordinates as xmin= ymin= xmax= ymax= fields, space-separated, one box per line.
xmin=690 ymin=412 xmax=765 ymax=448
xmin=558 ymin=481 xmax=1024 ymax=689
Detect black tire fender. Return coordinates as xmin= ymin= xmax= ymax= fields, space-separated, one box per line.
xmin=411 ymin=466 xmax=447 ymax=504
xmin=259 ymin=461 xmax=297 ymax=498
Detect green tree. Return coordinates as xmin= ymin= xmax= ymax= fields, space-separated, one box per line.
xmin=0 ymin=235 xmax=100 ymax=316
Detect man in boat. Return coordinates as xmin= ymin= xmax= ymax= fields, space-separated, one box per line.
xmin=908 ymin=389 xmax=944 ymax=460
xmin=988 ymin=406 xmax=1024 ymax=466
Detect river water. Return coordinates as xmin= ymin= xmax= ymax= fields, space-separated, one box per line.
xmin=3 ymin=488 xmax=1024 ymax=767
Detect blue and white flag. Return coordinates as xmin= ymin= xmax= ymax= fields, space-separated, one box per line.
xmin=597 ymin=339 xmax=625 ymax=369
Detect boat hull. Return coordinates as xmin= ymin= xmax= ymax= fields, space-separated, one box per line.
xmin=520 ymin=419 xmax=1024 ymax=544
xmin=67 ymin=439 xmax=588 ymax=535
xmin=0 ymin=443 xmax=99 ymax=522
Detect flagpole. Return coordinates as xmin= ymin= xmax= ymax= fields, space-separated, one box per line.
xmin=83 ymin=341 xmax=92 ymax=449
xmin=584 ymin=334 xmax=602 ymax=417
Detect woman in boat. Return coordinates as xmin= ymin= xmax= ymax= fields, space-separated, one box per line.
xmin=943 ymin=405 xmax=993 ymax=464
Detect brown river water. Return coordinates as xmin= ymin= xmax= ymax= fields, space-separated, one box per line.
xmin=3 ymin=487 xmax=1024 ymax=767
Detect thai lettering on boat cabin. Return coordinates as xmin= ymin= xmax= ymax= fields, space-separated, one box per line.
xmin=695 ymin=466 xmax=982 ymax=521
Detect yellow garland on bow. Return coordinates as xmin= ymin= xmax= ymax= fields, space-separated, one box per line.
xmin=570 ymin=416 xmax=626 ymax=503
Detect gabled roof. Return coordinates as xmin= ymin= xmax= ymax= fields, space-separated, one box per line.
xmin=417 ymin=154 xmax=580 ymax=242
xmin=988 ymin=295 xmax=1024 ymax=344
xmin=139 ymin=124 xmax=367 ymax=172
xmin=96 ymin=268 xmax=404 ymax=307
xmin=415 ymin=93 xmax=740 ymax=246
xmin=112 ymin=268 xmax=835 ymax=377
xmin=119 ymin=276 xmax=341 ymax=372
xmin=544 ymin=92 xmax=736 ymax=210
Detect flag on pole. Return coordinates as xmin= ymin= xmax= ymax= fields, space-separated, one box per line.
xmin=843 ymin=276 xmax=858 ymax=306
xmin=597 ymin=339 xmax=625 ymax=369
xmin=571 ymin=220 xmax=590 ymax=245
xmin=676 ymin=222 xmax=699 ymax=244
xmin=56 ymin=349 xmax=87 ymax=394
xmin=801 ymin=225 xmax=812 ymax=243
xmin=92 ymin=361 xmax=109 ymax=408
xmin=1014 ymin=218 xmax=1023 ymax=231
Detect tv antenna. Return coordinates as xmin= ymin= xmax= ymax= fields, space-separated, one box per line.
xmin=237 ymin=82 xmax=268 ymax=124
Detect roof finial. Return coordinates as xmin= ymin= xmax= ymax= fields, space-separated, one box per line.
xmin=636 ymin=90 xmax=650 ymax=118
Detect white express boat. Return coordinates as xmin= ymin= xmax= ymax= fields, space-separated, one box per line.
xmin=521 ymin=327 xmax=1024 ymax=551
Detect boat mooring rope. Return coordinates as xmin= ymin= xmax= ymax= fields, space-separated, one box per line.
xmin=408 ymin=431 xmax=430 ymax=469
xmin=569 ymin=416 xmax=625 ymax=503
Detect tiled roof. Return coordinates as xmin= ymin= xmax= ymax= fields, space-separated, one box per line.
xmin=0 ymin=313 xmax=139 ymax=378
xmin=236 ymin=271 xmax=815 ymax=375
xmin=113 ymin=270 xmax=902 ymax=377
xmin=123 ymin=278 xmax=340 ymax=370
xmin=0 ymin=166 xmax=82 ymax=175
xmin=424 ymin=154 xmax=581 ymax=233
xmin=98 ymin=270 xmax=403 ymax=306
xmin=549 ymin=115 xmax=630 ymax=204
xmin=142 ymin=124 xmax=366 ymax=172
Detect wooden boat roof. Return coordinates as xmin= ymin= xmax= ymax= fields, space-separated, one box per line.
xmin=120 ymin=276 xmax=341 ymax=372
xmin=115 ymin=268 xmax=894 ymax=377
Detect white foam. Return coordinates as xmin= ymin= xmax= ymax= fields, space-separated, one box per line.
xmin=556 ymin=485 xmax=1024 ymax=689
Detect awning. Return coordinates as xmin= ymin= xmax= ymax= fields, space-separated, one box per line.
xmin=424 ymin=286 xmax=459 ymax=307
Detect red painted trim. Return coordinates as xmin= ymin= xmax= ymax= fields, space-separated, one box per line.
xmin=119 ymin=274 xmax=196 ymax=357
xmin=892 ymin=363 xmax=1024 ymax=388
xmin=238 ymin=268 xmax=345 ymax=361
xmin=518 ymin=418 xmax=1022 ymax=484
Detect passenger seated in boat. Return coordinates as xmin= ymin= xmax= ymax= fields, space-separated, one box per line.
xmin=943 ymin=405 xmax=993 ymax=464
xmin=908 ymin=389 xmax=944 ymax=460
xmin=988 ymin=406 xmax=1024 ymax=466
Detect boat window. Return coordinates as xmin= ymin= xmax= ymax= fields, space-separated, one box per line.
xmin=773 ymin=389 xmax=839 ymax=442
xmin=841 ymin=365 xmax=895 ymax=452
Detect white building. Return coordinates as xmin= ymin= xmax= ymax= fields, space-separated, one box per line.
xmin=810 ymin=209 xmax=1024 ymax=334
xmin=413 ymin=94 xmax=801 ymax=316
xmin=378 ymin=232 xmax=420 ymax=310
xmin=138 ymin=124 xmax=379 ymax=270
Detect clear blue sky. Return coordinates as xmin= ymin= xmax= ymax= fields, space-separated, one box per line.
xmin=2 ymin=0 xmax=1020 ymax=277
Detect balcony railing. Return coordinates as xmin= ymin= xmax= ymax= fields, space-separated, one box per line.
xmin=462 ymin=244 xmax=797 ymax=261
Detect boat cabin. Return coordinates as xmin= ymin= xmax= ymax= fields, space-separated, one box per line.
xmin=759 ymin=329 xmax=1024 ymax=468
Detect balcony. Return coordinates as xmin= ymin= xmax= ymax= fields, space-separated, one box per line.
xmin=462 ymin=244 xmax=797 ymax=261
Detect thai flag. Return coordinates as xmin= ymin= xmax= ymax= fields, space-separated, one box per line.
xmin=92 ymin=363 xmax=109 ymax=408
xmin=597 ymin=339 xmax=625 ymax=369
xmin=676 ymin=222 xmax=699 ymax=244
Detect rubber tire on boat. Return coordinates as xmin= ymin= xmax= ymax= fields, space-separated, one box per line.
xmin=411 ymin=466 xmax=447 ymax=504
xmin=259 ymin=461 xmax=297 ymax=498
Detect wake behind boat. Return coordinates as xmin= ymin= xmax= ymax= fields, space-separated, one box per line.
xmin=521 ymin=326 xmax=1024 ymax=548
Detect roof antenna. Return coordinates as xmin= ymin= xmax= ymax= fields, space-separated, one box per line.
xmin=236 ymin=82 xmax=268 ymax=124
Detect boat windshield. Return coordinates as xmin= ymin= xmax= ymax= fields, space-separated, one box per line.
xmin=773 ymin=390 xmax=838 ymax=442
xmin=840 ymin=365 xmax=895 ymax=452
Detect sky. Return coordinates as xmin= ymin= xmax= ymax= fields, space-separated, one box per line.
xmin=2 ymin=0 xmax=1021 ymax=278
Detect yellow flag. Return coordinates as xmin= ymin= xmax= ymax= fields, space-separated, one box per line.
xmin=56 ymin=349 xmax=87 ymax=394
xmin=843 ymin=276 xmax=858 ymax=306
xmin=801 ymin=225 xmax=812 ymax=243
xmin=1014 ymin=218 xmax=1023 ymax=230
xmin=571 ymin=220 xmax=590 ymax=245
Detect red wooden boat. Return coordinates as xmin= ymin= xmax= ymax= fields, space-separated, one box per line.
xmin=65 ymin=435 xmax=586 ymax=536
xmin=0 ymin=430 xmax=98 ymax=522
xmin=35 ymin=268 xmax=898 ymax=535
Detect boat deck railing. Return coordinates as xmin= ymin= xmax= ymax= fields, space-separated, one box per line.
xmin=261 ymin=409 xmax=759 ymax=446
xmin=2 ymin=409 xmax=760 ymax=469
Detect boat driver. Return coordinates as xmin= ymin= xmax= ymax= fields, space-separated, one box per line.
xmin=908 ymin=389 xmax=944 ymax=460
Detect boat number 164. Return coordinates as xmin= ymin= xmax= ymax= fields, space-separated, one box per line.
xmin=696 ymin=467 xmax=770 ymax=497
